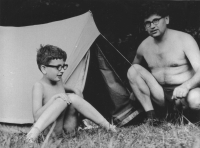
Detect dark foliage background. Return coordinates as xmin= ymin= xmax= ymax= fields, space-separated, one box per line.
xmin=1 ymin=0 xmax=200 ymax=119
xmin=1 ymin=0 xmax=200 ymax=62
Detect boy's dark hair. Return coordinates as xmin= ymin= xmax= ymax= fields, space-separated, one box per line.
xmin=141 ymin=1 xmax=170 ymax=20
xmin=37 ymin=44 xmax=67 ymax=71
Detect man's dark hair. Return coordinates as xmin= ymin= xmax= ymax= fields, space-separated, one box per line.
xmin=142 ymin=1 xmax=170 ymax=20
xmin=36 ymin=44 xmax=67 ymax=71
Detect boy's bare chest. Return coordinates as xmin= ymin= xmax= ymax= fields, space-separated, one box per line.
xmin=43 ymin=84 xmax=65 ymax=104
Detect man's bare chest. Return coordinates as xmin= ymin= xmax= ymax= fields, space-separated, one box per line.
xmin=143 ymin=47 xmax=186 ymax=68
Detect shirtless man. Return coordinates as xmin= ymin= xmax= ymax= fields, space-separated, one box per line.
xmin=127 ymin=3 xmax=200 ymax=123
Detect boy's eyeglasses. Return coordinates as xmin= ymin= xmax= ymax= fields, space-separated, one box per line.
xmin=45 ymin=64 xmax=68 ymax=71
xmin=144 ymin=17 xmax=163 ymax=28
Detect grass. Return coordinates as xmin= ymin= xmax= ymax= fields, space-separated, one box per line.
xmin=0 ymin=116 xmax=200 ymax=148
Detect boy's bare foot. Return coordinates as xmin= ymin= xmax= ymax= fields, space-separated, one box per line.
xmin=108 ymin=124 xmax=117 ymax=132
xmin=100 ymin=121 xmax=117 ymax=132
xmin=26 ymin=126 xmax=41 ymax=143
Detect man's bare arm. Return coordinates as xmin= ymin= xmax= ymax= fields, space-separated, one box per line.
xmin=182 ymin=34 xmax=200 ymax=89
xmin=132 ymin=44 xmax=144 ymax=65
xmin=172 ymin=34 xmax=200 ymax=99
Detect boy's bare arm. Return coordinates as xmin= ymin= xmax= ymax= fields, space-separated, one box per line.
xmin=32 ymin=82 xmax=61 ymax=121
xmin=32 ymin=82 xmax=44 ymax=121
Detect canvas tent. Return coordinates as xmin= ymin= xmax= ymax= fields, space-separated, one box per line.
xmin=0 ymin=11 xmax=141 ymax=126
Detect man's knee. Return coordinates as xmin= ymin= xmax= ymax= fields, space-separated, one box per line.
xmin=187 ymin=89 xmax=200 ymax=110
xmin=127 ymin=64 xmax=142 ymax=81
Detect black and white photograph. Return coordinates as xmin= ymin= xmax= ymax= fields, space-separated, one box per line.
xmin=0 ymin=0 xmax=200 ymax=147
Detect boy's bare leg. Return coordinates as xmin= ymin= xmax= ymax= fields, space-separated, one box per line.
xmin=63 ymin=105 xmax=79 ymax=134
xmin=27 ymin=98 xmax=68 ymax=141
xmin=68 ymin=94 xmax=116 ymax=131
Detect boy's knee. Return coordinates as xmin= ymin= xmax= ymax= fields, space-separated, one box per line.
xmin=187 ymin=90 xmax=200 ymax=110
xmin=56 ymin=97 xmax=68 ymax=104
xmin=73 ymin=89 xmax=83 ymax=98
xmin=68 ymin=93 xmax=82 ymax=104
xmin=68 ymin=93 xmax=79 ymax=99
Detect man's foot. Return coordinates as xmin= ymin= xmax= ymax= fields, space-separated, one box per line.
xmin=144 ymin=110 xmax=162 ymax=126
xmin=144 ymin=118 xmax=162 ymax=126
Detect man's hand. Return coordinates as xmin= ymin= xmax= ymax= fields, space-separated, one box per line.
xmin=52 ymin=93 xmax=72 ymax=105
xmin=172 ymin=85 xmax=189 ymax=100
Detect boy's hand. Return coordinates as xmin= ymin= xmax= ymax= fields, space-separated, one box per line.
xmin=52 ymin=93 xmax=72 ymax=105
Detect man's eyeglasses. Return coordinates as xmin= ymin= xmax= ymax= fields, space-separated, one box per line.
xmin=144 ymin=17 xmax=163 ymax=28
xmin=45 ymin=64 xmax=68 ymax=71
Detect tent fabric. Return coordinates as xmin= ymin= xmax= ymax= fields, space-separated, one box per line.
xmin=96 ymin=46 xmax=141 ymax=127
xmin=0 ymin=11 xmax=99 ymax=124
xmin=69 ymin=51 xmax=90 ymax=92
xmin=0 ymin=11 xmax=140 ymax=126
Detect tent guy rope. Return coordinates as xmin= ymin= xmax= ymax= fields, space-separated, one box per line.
xmin=100 ymin=34 xmax=133 ymax=66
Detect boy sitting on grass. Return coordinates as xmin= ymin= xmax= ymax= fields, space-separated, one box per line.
xmin=26 ymin=45 xmax=116 ymax=142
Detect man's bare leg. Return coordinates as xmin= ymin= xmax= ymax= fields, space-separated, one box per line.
xmin=180 ymin=88 xmax=200 ymax=123
xmin=127 ymin=64 xmax=165 ymax=119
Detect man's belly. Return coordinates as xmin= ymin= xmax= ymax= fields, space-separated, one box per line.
xmin=151 ymin=66 xmax=194 ymax=85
